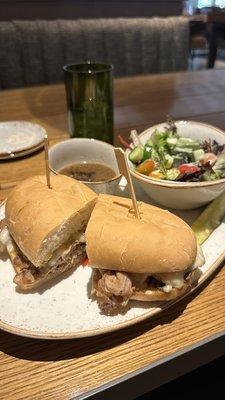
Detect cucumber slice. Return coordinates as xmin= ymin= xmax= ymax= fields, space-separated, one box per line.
xmin=193 ymin=149 xmax=205 ymax=161
xmin=172 ymin=147 xmax=193 ymax=155
xmin=176 ymin=137 xmax=201 ymax=149
xmin=192 ymin=190 xmax=225 ymax=244
xmin=128 ymin=146 xmax=144 ymax=163
xmin=166 ymin=137 xmax=177 ymax=147
xmin=165 ymin=154 xmax=174 ymax=169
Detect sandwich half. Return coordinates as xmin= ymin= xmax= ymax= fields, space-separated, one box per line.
xmin=0 ymin=175 xmax=97 ymax=290
xmin=86 ymin=194 xmax=205 ymax=315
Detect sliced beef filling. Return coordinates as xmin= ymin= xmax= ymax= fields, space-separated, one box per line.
xmin=0 ymin=218 xmax=6 ymax=231
xmin=93 ymin=269 xmax=190 ymax=315
xmin=92 ymin=269 xmax=134 ymax=315
xmin=13 ymin=241 xmax=86 ymax=286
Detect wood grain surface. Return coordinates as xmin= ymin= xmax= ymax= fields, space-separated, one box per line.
xmin=0 ymin=69 xmax=225 ymax=400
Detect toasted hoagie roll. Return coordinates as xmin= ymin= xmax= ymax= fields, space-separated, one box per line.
xmin=2 ymin=175 xmax=97 ymax=290
xmin=86 ymin=194 xmax=204 ymax=315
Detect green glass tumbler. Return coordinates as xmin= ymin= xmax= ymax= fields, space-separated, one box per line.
xmin=63 ymin=62 xmax=114 ymax=144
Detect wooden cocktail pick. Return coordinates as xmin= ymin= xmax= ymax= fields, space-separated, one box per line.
xmin=130 ymin=129 xmax=142 ymax=147
xmin=114 ymin=147 xmax=140 ymax=219
xmin=44 ymin=135 xmax=52 ymax=189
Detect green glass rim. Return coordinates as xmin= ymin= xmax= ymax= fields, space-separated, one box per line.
xmin=63 ymin=62 xmax=114 ymax=74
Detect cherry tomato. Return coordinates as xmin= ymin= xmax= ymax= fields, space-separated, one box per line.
xmin=136 ymin=160 xmax=155 ymax=175
xmin=178 ymin=164 xmax=200 ymax=174
xmin=201 ymin=153 xmax=217 ymax=166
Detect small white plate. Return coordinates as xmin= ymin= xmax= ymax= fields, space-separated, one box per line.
xmin=0 ymin=182 xmax=224 ymax=339
xmin=0 ymin=121 xmax=46 ymax=159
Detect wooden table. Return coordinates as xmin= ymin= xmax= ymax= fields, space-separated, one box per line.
xmin=0 ymin=69 xmax=225 ymax=400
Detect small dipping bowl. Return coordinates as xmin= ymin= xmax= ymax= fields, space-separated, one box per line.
xmin=49 ymin=138 xmax=121 ymax=194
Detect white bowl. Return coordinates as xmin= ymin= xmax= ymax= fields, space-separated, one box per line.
xmin=126 ymin=120 xmax=225 ymax=210
xmin=49 ymin=138 xmax=121 ymax=194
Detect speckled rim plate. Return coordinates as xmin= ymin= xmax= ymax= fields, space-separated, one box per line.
xmin=0 ymin=121 xmax=46 ymax=160
xmin=0 ymin=197 xmax=224 ymax=340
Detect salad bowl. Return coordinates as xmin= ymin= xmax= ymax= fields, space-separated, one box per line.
xmin=126 ymin=120 xmax=225 ymax=210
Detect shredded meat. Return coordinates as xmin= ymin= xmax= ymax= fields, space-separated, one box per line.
xmin=93 ymin=269 xmax=193 ymax=315
xmin=92 ymin=270 xmax=134 ymax=315
xmin=0 ymin=218 xmax=6 ymax=231
xmin=13 ymin=255 xmax=37 ymax=283
xmin=14 ymin=264 xmax=37 ymax=284
xmin=99 ymin=270 xmax=133 ymax=296
xmin=13 ymin=241 xmax=86 ymax=287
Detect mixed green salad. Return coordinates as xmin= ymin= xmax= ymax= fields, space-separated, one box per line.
xmin=128 ymin=119 xmax=225 ymax=182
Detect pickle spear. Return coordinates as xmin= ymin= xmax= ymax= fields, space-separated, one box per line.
xmin=192 ymin=191 xmax=225 ymax=245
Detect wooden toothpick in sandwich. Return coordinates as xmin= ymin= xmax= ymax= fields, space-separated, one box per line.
xmin=44 ymin=134 xmax=52 ymax=189
xmin=114 ymin=147 xmax=141 ymax=219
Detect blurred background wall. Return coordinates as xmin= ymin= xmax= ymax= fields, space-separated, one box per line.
xmin=0 ymin=0 xmax=183 ymax=21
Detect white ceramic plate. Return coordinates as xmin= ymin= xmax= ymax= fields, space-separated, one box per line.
xmin=0 ymin=181 xmax=224 ymax=339
xmin=0 ymin=121 xmax=46 ymax=159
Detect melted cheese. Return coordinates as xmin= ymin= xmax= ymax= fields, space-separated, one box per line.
xmin=0 ymin=227 xmax=13 ymax=252
xmin=48 ymin=243 xmax=72 ymax=266
xmin=152 ymin=245 xmax=205 ymax=293
xmin=153 ymin=271 xmax=185 ymax=292
xmin=161 ymin=283 xmax=172 ymax=293
xmin=48 ymin=232 xmax=85 ymax=267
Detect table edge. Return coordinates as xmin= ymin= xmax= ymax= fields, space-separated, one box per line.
xmin=73 ymin=330 xmax=225 ymax=400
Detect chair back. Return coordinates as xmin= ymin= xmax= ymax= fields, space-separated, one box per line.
xmin=0 ymin=17 xmax=189 ymax=89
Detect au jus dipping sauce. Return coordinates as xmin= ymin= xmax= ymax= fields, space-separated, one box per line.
xmin=59 ymin=162 xmax=117 ymax=182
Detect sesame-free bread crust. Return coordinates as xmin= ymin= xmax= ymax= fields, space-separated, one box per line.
xmin=86 ymin=194 xmax=197 ymax=274
xmin=5 ymin=175 xmax=97 ymax=267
